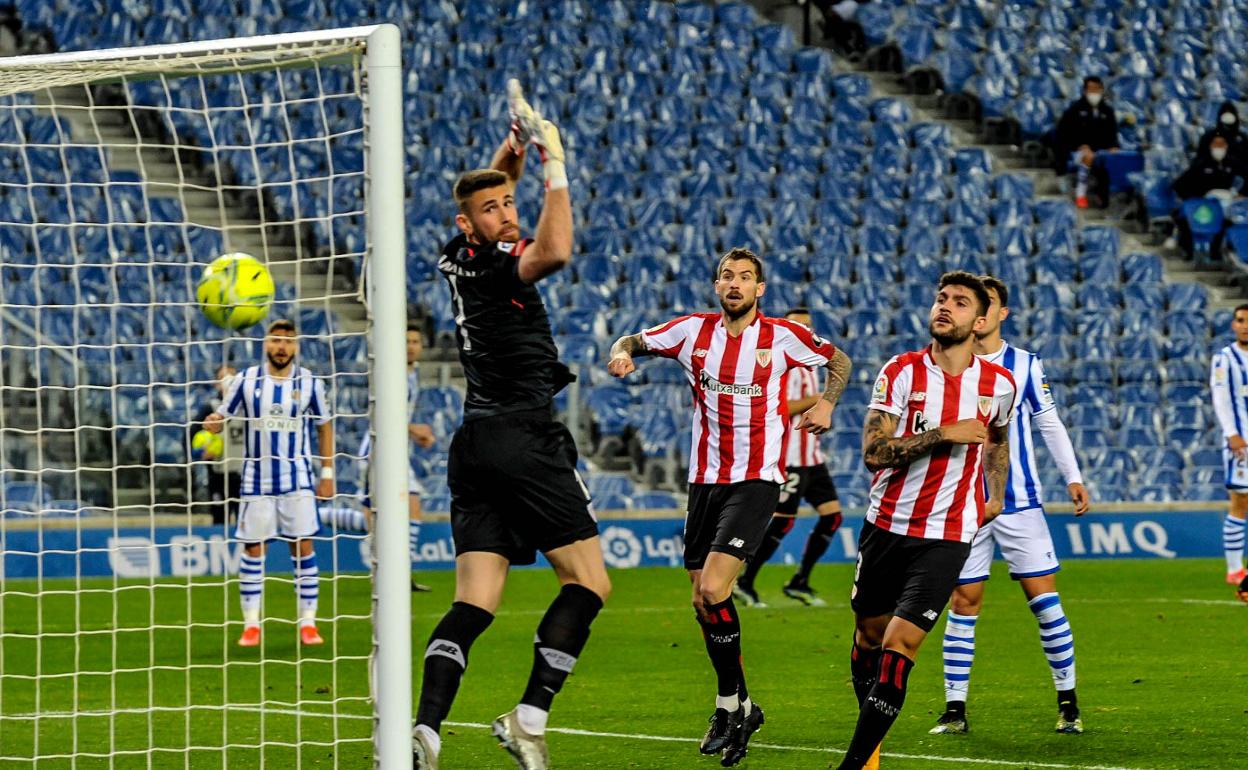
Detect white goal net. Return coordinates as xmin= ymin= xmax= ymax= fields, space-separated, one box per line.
xmin=0 ymin=26 xmax=411 ymax=768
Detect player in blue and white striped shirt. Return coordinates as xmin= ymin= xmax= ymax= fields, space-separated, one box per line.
xmin=205 ymin=319 xmax=334 ymax=648
xmin=1209 ymin=303 xmax=1248 ymax=593
xmin=932 ymin=277 xmax=1091 ymax=736
xmin=323 ymin=322 xmax=436 ymax=591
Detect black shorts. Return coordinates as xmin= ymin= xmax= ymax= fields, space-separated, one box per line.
xmin=683 ymin=480 xmax=781 ymax=570
xmin=850 ymin=522 xmax=971 ymax=633
xmin=775 ymin=464 xmax=839 ymax=516
xmin=448 ymin=407 xmax=598 ymax=566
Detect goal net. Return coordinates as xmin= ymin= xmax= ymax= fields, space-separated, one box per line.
xmin=0 ymin=25 xmax=411 ymax=767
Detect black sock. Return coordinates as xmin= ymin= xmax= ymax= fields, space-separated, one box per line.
xmin=1058 ymin=688 xmax=1078 ymax=710
xmin=698 ymin=597 xmax=746 ymax=699
xmin=520 ymin=584 xmax=604 ymax=712
xmin=741 ymin=516 xmax=793 ymax=586
xmin=415 ymin=601 xmax=494 ymax=732
xmin=795 ymin=512 xmax=842 ymax=582
xmin=837 ymin=650 xmax=914 ymax=770
xmin=850 ymin=642 xmax=880 ymax=707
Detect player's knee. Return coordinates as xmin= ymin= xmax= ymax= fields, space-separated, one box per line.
xmin=950 ymin=590 xmax=982 ymax=616
xmin=699 ymin=579 xmax=732 ymax=607
xmin=576 ymin=573 xmax=611 ymax=603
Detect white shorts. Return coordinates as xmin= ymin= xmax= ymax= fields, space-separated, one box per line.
xmin=1224 ymin=448 xmax=1248 ymax=490
xmin=958 ymin=506 xmax=1060 ymax=584
xmin=236 ymin=490 xmax=321 ymax=542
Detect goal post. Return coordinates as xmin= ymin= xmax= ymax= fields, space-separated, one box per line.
xmin=0 ymin=24 xmax=411 ymax=767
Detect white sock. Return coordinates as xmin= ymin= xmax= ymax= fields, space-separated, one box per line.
xmin=1223 ymin=515 xmax=1244 ymax=573
xmin=740 ymin=696 xmax=753 ymax=716
xmin=516 ymin=703 xmax=548 ymax=736
xmin=414 ymin=724 xmax=441 ymax=756
xmin=714 ymin=694 xmax=739 ymax=712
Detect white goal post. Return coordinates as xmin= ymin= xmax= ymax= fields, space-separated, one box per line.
xmin=0 ymin=24 xmax=411 ymax=768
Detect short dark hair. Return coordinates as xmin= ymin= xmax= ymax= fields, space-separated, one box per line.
xmin=452 ymin=169 xmax=509 ymax=212
xmin=1083 ymin=76 xmax=1104 ymax=89
xmin=978 ymin=275 xmax=1009 ymax=307
xmin=786 ymin=306 xmax=810 ymax=318
xmin=406 ymin=319 xmax=422 ymax=335
xmin=716 ymin=247 xmax=765 ymax=283
xmin=1235 ymin=303 xmax=1248 ymax=317
xmin=267 ymin=318 xmax=296 ymax=335
xmin=938 ymin=271 xmax=990 ymax=315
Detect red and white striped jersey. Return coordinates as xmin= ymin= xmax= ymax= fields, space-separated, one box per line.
xmin=641 ymin=312 xmax=836 ymax=485
xmin=865 ymin=348 xmax=1017 ymax=543
xmin=784 ymin=366 xmax=825 ymax=468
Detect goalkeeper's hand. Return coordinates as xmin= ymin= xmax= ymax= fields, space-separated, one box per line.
xmin=505 ymin=78 xmax=543 ymax=155
xmin=532 ymin=119 xmax=567 ymax=191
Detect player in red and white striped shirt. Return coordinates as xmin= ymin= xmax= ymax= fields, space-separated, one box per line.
xmin=834 ymin=272 xmax=1015 ymax=770
xmin=735 ymin=308 xmax=845 ymax=609
xmin=608 ymin=249 xmax=852 ymax=766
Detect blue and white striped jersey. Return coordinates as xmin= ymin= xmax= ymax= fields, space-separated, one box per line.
xmin=217 ymin=365 xmax=331 ymax=497
xmin=980 ymin=342 xmax=1066 ymax=513
xmin=357 ymin=366 xmax=421 ymax=462
xmin=1211 ymin=344 xmax=1248 ymax=442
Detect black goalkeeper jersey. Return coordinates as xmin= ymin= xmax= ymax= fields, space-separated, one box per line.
xmin=437 ymin=233 xmax=574 ymax=421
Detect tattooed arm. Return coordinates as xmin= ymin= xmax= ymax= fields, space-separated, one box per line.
xmin=796 ymin=348 xmax=853 ymax=434
xmin=606 ymin=333 xmax=652 ymax=378
xmin=862 ymin=411 xmax=986 ymax=472
xmin=982 ymin=421 xmax=1010 ymax=523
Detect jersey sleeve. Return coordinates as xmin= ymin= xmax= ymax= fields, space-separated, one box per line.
xmin=1211 ymin=352 xmax=1239 ymax=439
xmin=307 ymin=374 xmax=332 ymax=426
xmin=216 ymin=371 xmax=245 ymax=417
xmin=867 ymin=356 xmax=911 ymax=418
xmin=993 ymin=371 xmax=1017 ymax=428
xmin=1024 ymin=355 xmax=1057 ymax=416
xmin=640 ymin=316 xmax=695 ymax=359
xmin=778 ymin=321 xmax=836 ymax=369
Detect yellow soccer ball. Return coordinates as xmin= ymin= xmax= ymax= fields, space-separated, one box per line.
xmin=196 ymin=253 xmax=275 ymax=330
xmin=191 ymin=429 xmax=224 ymax=459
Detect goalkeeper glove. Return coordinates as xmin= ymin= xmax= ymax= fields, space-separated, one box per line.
xmin=532 ymin=119 xmax=567 ymax=191
xmin=505 ymin=78 xmax=543 ymax=155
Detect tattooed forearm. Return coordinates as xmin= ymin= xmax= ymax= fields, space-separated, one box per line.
xmin=609 ymin=333 xmax=650 ymax=360
xmin=985 ymin=424 xmax=1010 ymax=502
xmin=821 ymin=348 xmax=852 ymax=405
xmin=861 ymin=409 xmax=947 ymax=471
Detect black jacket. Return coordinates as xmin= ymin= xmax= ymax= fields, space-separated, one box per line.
xmin=1053 ymin=97 xmax=1119 ymax=173
xmin=1196 ymin=101 xmax=1248 ymax=167
xmin=1173 ymin=152 xmax=1248 ymax=200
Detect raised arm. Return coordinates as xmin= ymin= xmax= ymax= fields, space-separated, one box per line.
xmin=983 ymin=421 xmax=1010 ymax=523
xmin=515 ymin=119 xmax=572 ymax=284
xmin=607 ymin=333 xmax=653 ymax=378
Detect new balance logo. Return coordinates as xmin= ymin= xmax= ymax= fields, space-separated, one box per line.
xmin=729 ymin=538 xmax=745 ymax=548
xmin=923 ymin=609 xmax=938 ymax=621
xmin=699 ymin=371 xmax=762 ymax=397
xmin=425 ymin=639 xmax=466 ymax=668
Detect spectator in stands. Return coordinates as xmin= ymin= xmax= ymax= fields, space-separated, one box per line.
xmin=816 ymin=0 xmax=869 ymax=58
xmin=1169 ymin=135 xmax=1248 ymax=256
xmin=1197 ymin=101 xmax=1248 ymax=167
xmin=1053 ymin=76 xmax=1120 ymax=209
xmin=193 ymin=365 xmax=242 ymax=525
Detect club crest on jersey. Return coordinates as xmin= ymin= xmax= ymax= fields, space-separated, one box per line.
xmin=755 ymin=348 xmax=772 ymax=367
xmin=978 ymin=396 xmax=992 ymax=417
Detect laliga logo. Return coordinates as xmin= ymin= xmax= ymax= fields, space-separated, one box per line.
xmin=600 ymin=525 xmax=643 ymax=569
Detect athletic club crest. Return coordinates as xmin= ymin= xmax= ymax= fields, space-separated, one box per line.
xmin=755 ymin=348 xmax=772 ymax=367
xmin=977 ymin=396 xmax=992 ymax=417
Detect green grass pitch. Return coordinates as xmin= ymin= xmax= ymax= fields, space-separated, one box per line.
xmin=1 ymin=559 xmax=1242 ymax=769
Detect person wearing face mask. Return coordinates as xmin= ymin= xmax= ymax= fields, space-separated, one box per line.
xmin=1198 ymin=101 xmax=1248 ymax=167
xmin=1052 ymin=76 xmax=1120 ymax=208
xmin=1170 ymin=135 xmax=1248 ymax=256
